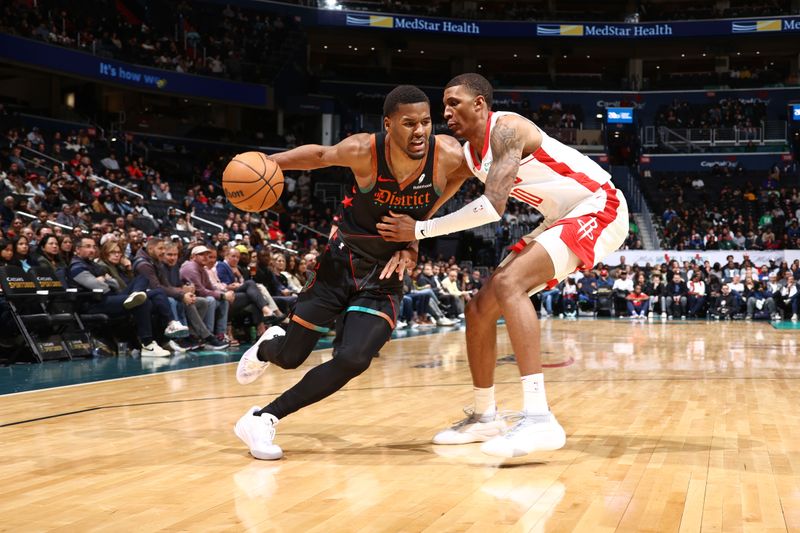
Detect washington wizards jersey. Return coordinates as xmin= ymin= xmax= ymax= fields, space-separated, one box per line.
xmin=463 ymin=111 xmax=615 ymax=225
xmin=334 ymin=132 xmax=442 ymax=261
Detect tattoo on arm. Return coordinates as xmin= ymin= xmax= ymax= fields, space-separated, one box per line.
xmin=484 ymin=122 xmax=524 ymax=214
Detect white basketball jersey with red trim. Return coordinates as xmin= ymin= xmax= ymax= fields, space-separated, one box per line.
xmin=463 ymin=111 xmax=614 ymax=223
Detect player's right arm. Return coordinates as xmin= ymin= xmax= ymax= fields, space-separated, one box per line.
xmin=268 ymin=134 xmax=374 ymax=177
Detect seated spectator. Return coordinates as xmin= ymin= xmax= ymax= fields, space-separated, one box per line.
xmin=726 ymin=273 xmax=745 ymax=309
xmin=275 ymin=253 xmax=304 ymax=294
xmin=96 ymin=239 xmax=134 ymax=291
xmin=744 ymin=279 xmax=777 ymax=320
xmin=686 ymin=273 xmax=707 ymax=318
xmin=133 ymin=238 xmax=224 ymax=350
xmin=665 ymin=273 xmax=688 ymax=319
xmin=292 ymin=254 xmax=309 ymax=288
xmin=35 ymin=234 xmax=66 ymax=271
xmin=538 ymin=281 xmax=561 ymax=318
xmin=778 ymin=275 xmax=798 ymax=321
xmin=67 ymin=236 xmax=169 ymax=357
xmin=420 ymin=263 xmax=459 ymax=319
xmin=59 ymin=234 xmax=74 ymax=265
xmin=99 ymin=238 xmax=189 ymax=339
xmin=411 ymin=265 xmax=456 ymax=326
xmin=253 ymin=249 xmax=297 ymax=314
xmin=611 ymin=270 xmax=633 ymax=316
xmin=180 ymin=245 xmax=233 ymax=344
xmin=440 ymin=267 xmax=469 ymax=318
xmin=561 ymin=278 xmax=577 ymax=317
xmin=159 ymin=242 xmax=228 ymax=349
xmin=55 ymin=204 xmax=80 ymax=228
xmin=12 ymin=236 xmax=33 ymax=272
xmin=626 ymin=284 xmax=650 ymax=319
xmin=398 ymin=270 xmax=431 ymax=327
xmin=0 ymin=196 xmax=15 ymax=229
xmin=647 ymin=273 xmax=667 ymax=316
xmin=0 ymin=238 xmax=14 ymax=266
xmin=469 ymin=270 xmax=483 ymax=295
xmin=577 ymin=269 xmax=598 ymax=313
xmin=596 ymin=269 xmax=614 ymax=289
xmin=710 ymin=284 xmax=739 ymax=320
xmin=216 ymin=246 xmax=284 ymax=334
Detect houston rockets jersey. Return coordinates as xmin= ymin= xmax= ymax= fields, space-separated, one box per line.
xmin=462 ymin=111 xmax=615 ymax=223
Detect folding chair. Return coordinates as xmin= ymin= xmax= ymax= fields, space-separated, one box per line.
xmin=0 ymin=265 xmax=73 ymax=362
xmin=30 ymin=266 xmax=109 ymax=359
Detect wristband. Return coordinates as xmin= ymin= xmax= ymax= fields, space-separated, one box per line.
xmin=414 ymin=194 xmax=501 ymax=240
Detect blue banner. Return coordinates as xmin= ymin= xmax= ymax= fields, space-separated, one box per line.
xmin=310 ymin=9 xmax=800 ymax=39
xmin=0 ymin=34 xmax=271 ymax=107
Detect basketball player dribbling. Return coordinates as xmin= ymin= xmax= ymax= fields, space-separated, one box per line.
xmin=233 ymin=85 xmax=470 ymax=460
xmin=378 ymin=73 xmax=629 ymax=457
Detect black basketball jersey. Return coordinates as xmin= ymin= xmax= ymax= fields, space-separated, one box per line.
xmin=334 ymin=132 xmax=442 ymax=262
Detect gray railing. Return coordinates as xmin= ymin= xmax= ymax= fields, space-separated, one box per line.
xmin=643 ymin=121 xmax=786 ymax=151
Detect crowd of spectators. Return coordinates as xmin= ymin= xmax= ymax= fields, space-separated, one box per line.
xmin=638 ymin=1 xmax=791 ymax=21
xmin=540 ymin=254 xmax=800 ymax=322
xmin=654 ymin=97 xmax=768 ymax=131
xmin=641 ymin=163 xmax=800 ymax=251
xmin=651 ymin=66 xmax=791 ymax=91
xmin=1 ymin=0 xmax=300 ymax=83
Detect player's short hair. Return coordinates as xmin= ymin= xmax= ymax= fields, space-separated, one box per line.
xmin=445 ymin=73 xmax=493 ymax=108
xmin=383 ymin=85 xmax=429 ymax=118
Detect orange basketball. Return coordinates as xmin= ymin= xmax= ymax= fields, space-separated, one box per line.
xmin=222 ymin=152 xmax=284 ymax=212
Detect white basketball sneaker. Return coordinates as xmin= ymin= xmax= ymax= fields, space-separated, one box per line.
xmin=432 ymin=408 xmax=507 ymax=445
xmin=234 ymin=406 xmax=283 ymax=460
xmin=480 ymin=412 xmax=566 ymax=458
xmin=236 ymin=326 xmax=285 ymax=385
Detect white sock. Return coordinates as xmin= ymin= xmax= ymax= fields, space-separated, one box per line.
xmin=473 ymin=385 xmax=495 ymax=417
xmin=521 ymin=373 xmax=549 ymax=415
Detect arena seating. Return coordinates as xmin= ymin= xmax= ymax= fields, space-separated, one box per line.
xmin=638 ymin=167 xmax=800 ymax=251
xmin=0 ymin=0 xmax=304 ymax=84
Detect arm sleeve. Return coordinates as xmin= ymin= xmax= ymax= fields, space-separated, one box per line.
xmin=414 ymin=195 xmax=501 ymax=240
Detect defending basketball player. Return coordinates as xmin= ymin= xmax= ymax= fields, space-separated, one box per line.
xmin=233 ymin=85 xmax=469 ymax=460
xmin=377 ymin=73 xmax=629 ymax=458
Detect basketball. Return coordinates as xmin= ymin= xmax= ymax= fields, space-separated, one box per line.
xmin=222 ymin=151 xmax=284 ymax=212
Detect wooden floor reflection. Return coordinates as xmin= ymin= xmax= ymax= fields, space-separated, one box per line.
xmin=2 ymin=320 xmax=799 ymax=532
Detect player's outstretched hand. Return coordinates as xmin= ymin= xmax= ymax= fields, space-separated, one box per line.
xmin=377 ymin=211 xmax=416 ymax=242
xmin=379 ymin=248 xmax=418 ymax=280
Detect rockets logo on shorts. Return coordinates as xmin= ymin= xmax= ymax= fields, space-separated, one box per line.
xmin=577 ymin=217 xmax=599 ymax=241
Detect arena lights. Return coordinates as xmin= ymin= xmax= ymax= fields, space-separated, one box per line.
xmin=322 ymin=0 xmax=342 ymax=10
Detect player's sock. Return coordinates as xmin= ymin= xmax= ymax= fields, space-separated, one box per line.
xmin=521 ymin=373 xmax=549 ymax=415
xmin=474 ymin=385 xmax=496 ymax=417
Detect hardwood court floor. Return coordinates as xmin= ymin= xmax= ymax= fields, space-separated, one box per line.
xmin=1 ymin=320 xmax=800 ymax=532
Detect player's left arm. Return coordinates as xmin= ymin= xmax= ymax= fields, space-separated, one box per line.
xmin=482 ymin=116 xmax=539 ymax=215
